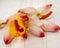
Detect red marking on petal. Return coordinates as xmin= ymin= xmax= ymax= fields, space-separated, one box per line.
xmin=20 ymin=15 xmax=29 ymax=22
xmin=4 ymin=38 xmax=10 ymax=44
xmin=6 ymin=18 xmax=9 ymax=24
xmin=39 ymin=32 xmax=45 ymax=37
xmin=18 ymin=9 xmax=26 ymax=14
xmin=52 ymin=26 xmax=60 ymax=32
xmin=4 ymin=35 xmax=12 ymax=44
xmin=46 ymin=4 xmax=52 ymax=9
xmin=14 ymin=20 xmax=24 ymax=32
xmin=54 ymin=28 xmax=58 ymax=32
xmin=57 ymin=26 xmax=60 ymax=30
xmin=22 ymin=33 xmax=27 ymax=39
xmin=50 ymin=4 xmax=52 ymax=7
xmin=18 ymin=9 xmax=29 ymax=16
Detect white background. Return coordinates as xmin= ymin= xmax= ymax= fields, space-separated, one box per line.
xmin=0 ymin=0 xmax=60 ymax=48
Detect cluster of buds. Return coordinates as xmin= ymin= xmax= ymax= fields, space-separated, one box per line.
xmin=1 ymin=4 xmax=60 ymax=45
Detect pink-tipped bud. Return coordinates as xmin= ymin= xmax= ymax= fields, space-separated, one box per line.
xmin=40 ymin=11 xmax=53 ymax=19
xmin=46 ymin=4 xmax=52 ymax=9
xmin=52 ymin=26 xmax=60 ymax=32
xmin=29 ymin=21 xmax=45 ymax=38
xmin=3 ymin=33 xmax=13 ymax=44
xmin=39 ymin=20 xmax=60 ymax=32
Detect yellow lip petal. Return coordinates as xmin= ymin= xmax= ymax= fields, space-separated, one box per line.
xmin=9 ymin=13 xmax=27 ymax=38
